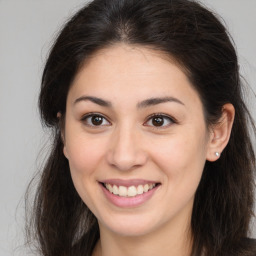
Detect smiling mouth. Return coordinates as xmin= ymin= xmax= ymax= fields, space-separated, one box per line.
xmin=101 ymin=183 xmax=160 ymax=197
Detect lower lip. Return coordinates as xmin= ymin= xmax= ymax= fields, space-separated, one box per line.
xmin=100 ymin=183 xmax=159 ymax=208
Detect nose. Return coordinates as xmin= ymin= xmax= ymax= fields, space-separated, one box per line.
xmin=106 ymin=126 xmax=148 ymax=171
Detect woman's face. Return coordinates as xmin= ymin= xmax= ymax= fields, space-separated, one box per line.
xmin=63 ymin=44 xmax=213 ymax=237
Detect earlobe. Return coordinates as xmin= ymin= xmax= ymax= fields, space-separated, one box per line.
xmin=57 ymin=111 xmax=69 ymax=159
xmin=61 ymin=132 xmax=68 ymax=159
xmin=61 ymin=134 xmax=69 ymax=159
xmin=206 ymin=103 xmax=235 ymax=162
xmin=63 ymin=146 xmax=69 ymax=159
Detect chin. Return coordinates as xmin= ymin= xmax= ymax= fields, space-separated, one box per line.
xmin=99 ymin=214 xmax=161 ymax=237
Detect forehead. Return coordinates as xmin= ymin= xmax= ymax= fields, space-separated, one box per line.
xmin=77 ymin=44 xmax=186 ymax=79
xmin=68 ymin=44 xmax=202 ymax=109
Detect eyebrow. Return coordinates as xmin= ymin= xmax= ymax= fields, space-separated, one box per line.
xmin=137 ymin=97 xmax=185 ymax=108
xmin=74 ymin=96 xmax=112 ymax=107
xmin=73 ymin=95 xmax=184 ymax=108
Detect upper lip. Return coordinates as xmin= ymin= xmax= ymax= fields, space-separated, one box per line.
xmin=99 ymin=179 xmax=160 ymax=187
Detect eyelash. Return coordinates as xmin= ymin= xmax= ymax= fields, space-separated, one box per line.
xmin=81 ymin=113 xmax=111 ymax=127
xmin=143 ymin=113 xmax=177 ymax=128
xmin=81 ymin=113 xmax=177 ymax=128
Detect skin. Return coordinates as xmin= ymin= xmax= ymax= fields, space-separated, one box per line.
xmin=62 ymin=44 xmax=235 ymax=256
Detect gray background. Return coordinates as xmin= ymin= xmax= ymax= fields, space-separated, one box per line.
xmin=0 ymin=0 xmax=255 ymax=255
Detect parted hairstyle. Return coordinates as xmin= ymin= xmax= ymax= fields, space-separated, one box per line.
xmin=26 ymin=0 xmax=256 ymax=255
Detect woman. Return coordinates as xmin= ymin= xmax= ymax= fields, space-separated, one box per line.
xmin=26 ymin=0 xmax=256 ymax=255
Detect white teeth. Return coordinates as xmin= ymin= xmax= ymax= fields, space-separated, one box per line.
xmin=108 ymin=184 xmax=113 ymax=193
xmin=106 ymin=184 xmax=111 ymax=192
xmin=143 ymin=184 xmax=149 ymax=192
xmin=119 ymin=186 xmax=127 ymax=197
xmin=104 ymin=183 xmax=157 ymax=197
xmin=127 ymin=186 xmax=137 ymax=197
xmin=113 ymin=185 xmax=118 ymax=195
xmin=137 ymin=185 xmax=144 ymax=195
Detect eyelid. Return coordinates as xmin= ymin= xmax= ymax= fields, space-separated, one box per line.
xmin=143 ymin=113 xmax=177 ymax=128
xmin=81 ymin=112 xmax=112 ymax=127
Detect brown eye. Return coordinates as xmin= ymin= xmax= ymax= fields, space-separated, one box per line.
xmin=82 ymin=114 xmax=110 ymax=127
xmin=152 ymin=117 xmax=164 ymax=126
xmin=144 ymin=114 xmax=175 ymax=128
xmin=91 ymin=115 xmax=103 ymax=125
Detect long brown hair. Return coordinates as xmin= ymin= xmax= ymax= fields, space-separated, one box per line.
xmin=26 ymin=0 xmax=256 ymax=255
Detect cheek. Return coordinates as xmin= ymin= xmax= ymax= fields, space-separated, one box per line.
xmin=64 ymin=135 xmax=107 ymax=178
xmin=150 ymin=131 xmax=207 ymax=187
xmin=64 ymin=136 xmax=108 ymax=209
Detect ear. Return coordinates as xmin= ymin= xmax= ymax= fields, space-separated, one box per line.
xmin=206 ymin=103 xmax=235 ymax=162
xmin=63 ymin=145 xmax=69 ymax=159
xmin=57 ymin=111 xmax=69 ymax=159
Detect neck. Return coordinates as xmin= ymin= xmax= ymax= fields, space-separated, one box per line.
xmin=93 ymin=213 xmax=193 ymax=256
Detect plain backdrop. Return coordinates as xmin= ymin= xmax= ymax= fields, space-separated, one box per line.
xmin=0 ymin=0 xmax=255 ymax=255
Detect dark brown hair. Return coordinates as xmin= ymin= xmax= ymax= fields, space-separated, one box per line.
xmin=26 ymin=0 xmax=256 ymax=255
